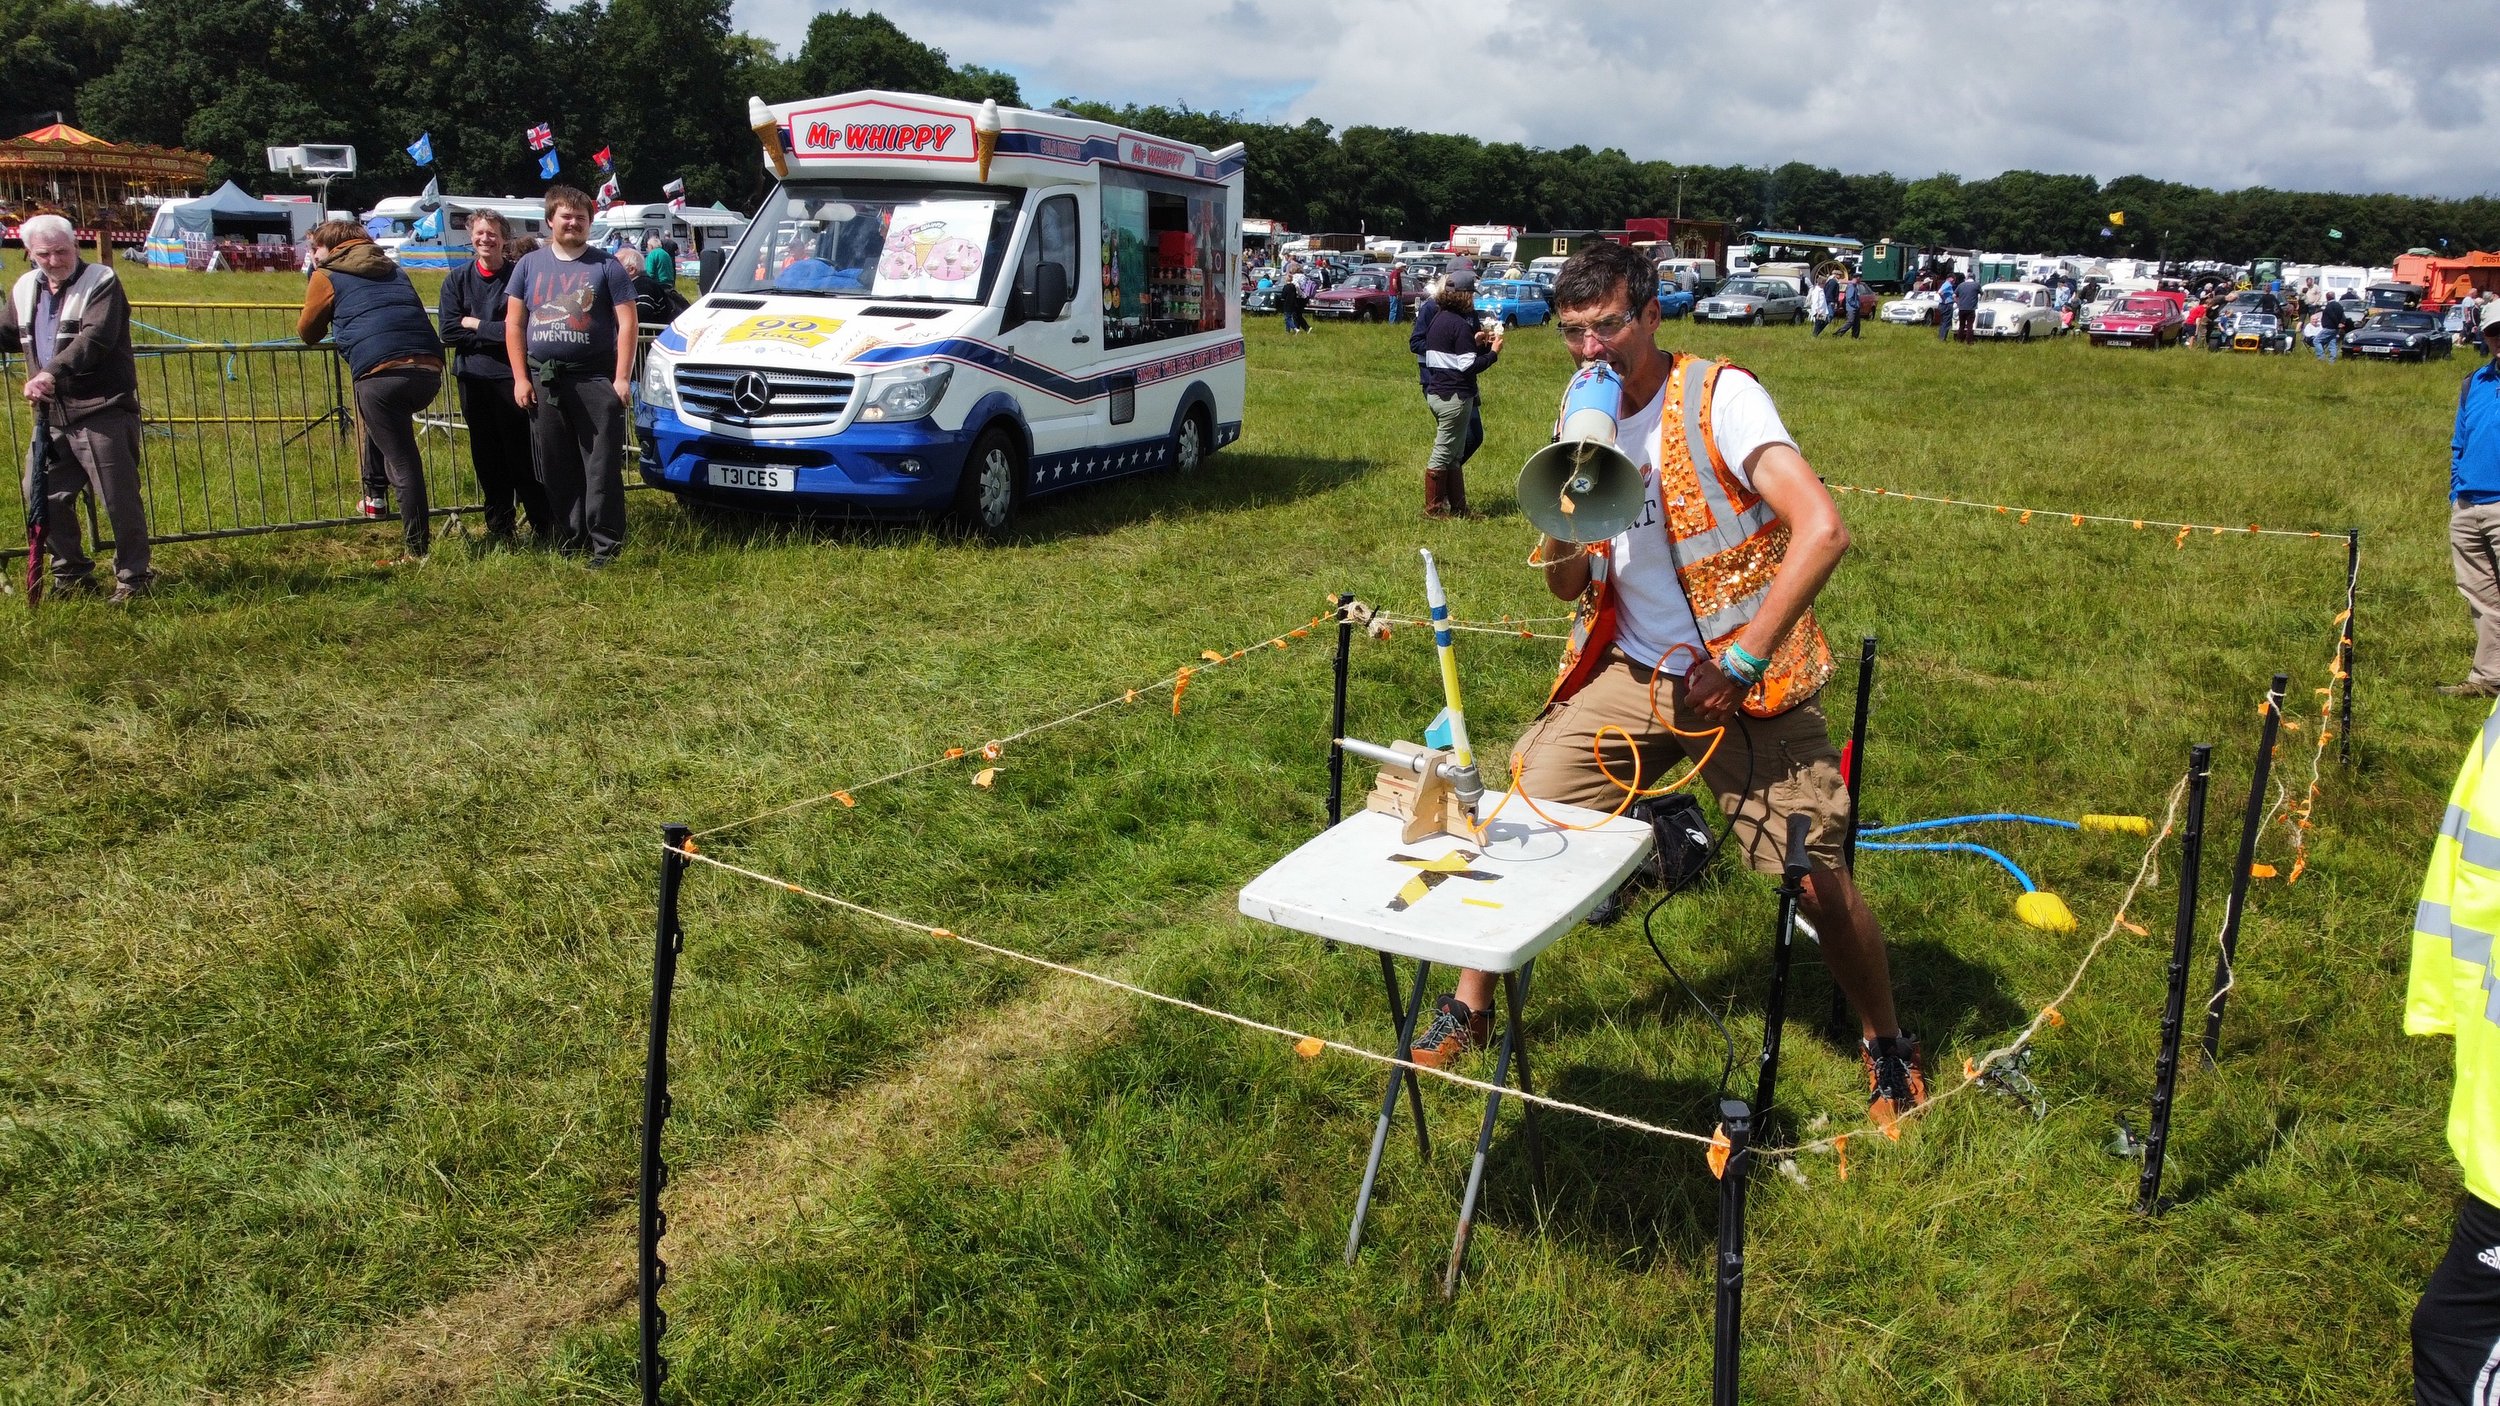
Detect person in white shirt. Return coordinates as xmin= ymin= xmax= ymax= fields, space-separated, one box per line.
xmin=1404 ymin=239 xmax=1927 ymax=1129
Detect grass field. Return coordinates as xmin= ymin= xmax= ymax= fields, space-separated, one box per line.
xmin=0 ymin=274 xmax=2479 ymax=1403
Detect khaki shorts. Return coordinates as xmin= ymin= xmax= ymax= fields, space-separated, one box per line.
xmin=1509 ymin=650 xmax=1849 ymax=876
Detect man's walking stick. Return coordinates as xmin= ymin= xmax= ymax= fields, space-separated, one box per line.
xmin=22 ymin=402 xmax=51 ymax=608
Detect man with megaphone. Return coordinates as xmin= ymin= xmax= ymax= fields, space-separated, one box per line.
xmin=1407 ymin=240 xmax=1926 ymax=1131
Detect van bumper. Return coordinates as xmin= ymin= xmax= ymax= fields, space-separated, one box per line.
xmin=634 ymin=406 xmax=973 ymax=515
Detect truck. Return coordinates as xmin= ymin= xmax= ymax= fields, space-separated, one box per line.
xmin=636 ymin=90 xmax=1247 ymax=535
xmin=2391 ymin=250 xmax=2500 ymax=310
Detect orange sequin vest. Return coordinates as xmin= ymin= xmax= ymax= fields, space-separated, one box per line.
xmin=1546 ymin=355 xmax=1834 ymax=717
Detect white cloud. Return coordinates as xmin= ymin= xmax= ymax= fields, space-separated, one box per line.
xmin=731 ymin=0 xmax=2500 ymax=198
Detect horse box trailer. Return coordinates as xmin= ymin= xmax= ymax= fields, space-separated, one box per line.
xmin=637 ymin=90 xmax=1246 ymax=533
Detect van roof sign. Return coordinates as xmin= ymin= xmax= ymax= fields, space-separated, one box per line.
xmin=758 ymin=88 xmax=1246 ymax=186
xmin=786 ymin=98 xmax=975 ymax=165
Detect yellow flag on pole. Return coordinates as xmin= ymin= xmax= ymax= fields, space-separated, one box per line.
xmin=2108 ymin=210 xmax=2126 ymax=226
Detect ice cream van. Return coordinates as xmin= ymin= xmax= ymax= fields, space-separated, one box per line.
xmin=634 ymin=90 xmax=1247 ymax=533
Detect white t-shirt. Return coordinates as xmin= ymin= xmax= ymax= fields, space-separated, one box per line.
xmin=1604 ymin=363 xmax=1798 ymax=673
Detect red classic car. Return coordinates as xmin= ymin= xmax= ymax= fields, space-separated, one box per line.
xmin=1309 ymin=270 xmax=1394 ymax=322
xmin=2088 ymin=293 xmax=2186 ymax=348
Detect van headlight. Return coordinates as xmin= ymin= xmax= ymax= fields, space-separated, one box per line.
xmin=856 ymin=361 xmax=953 ymax=422
xmin=639 ymin=347 xmax=676 ymax=411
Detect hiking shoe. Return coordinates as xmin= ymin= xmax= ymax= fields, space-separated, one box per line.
xmin=107 ymin=581 xmax=149 ymax=605
xmin=359 ymin=496 xmax=388 ymax=519
xmin=1409 ymin=995 xmax=1492 ymax=1071
xmin=1862 ymin=1033 xmax=1930 ymax=1132
xmin=2440 ymin=680 xmax=2500 ymax=698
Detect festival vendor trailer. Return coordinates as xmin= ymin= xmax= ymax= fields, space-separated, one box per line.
xmin=636 ymin=90 xmax=1247 ymax=534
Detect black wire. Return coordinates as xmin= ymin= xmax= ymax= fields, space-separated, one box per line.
xmin=1643 ymin=889 xmax=1737 ymax=1105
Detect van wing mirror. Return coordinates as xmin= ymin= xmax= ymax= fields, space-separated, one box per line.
xmin=1033 ymin=261 xmax=1070 ymax=321
xmin=698 ymin=247 xmax=726 ymax=294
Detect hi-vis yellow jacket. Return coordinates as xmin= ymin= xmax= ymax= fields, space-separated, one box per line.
xmin=2409 ymin=701 xmax=2500 ymax=1207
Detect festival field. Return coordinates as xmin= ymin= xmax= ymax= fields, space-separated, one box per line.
xmin=0 ymin=296 xmax=2466 ymax=1402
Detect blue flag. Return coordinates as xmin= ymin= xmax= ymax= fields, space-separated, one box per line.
xmin=414 ymin=207 xmax=444 ymax=241
xmin=538 ymin=149 xmax=560 ymax=180
xmin=406 ymin=132 xmax=433 ymax=166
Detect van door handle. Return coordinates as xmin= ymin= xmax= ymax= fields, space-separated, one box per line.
xmin=1071 ymin=333 xmax=1091 ymax=343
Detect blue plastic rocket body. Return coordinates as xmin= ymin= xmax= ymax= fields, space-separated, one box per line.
xmin=1559 ymin=361 xmax=1625 ymax=442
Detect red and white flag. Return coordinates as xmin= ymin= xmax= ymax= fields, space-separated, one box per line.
xmin=526 ymin=122 xmax=554 ymax=152
xmin=595 ymin=174 xmax=620 ymax=210
xmin=663 ymin=177 xmax=686 ymax=212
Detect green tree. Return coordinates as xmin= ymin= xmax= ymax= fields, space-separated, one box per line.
xmin=790 ymin=9 xmax=1021 ymax=106
xmin=0 ymin=0 xmax=129 ymax=129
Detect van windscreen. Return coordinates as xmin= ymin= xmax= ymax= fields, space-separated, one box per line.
xmin=718 ymin=181 xmax=1019 ymax=303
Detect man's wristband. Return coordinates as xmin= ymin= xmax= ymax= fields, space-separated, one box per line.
xmin=1721 ymin=642 xmax=1769 ymax=686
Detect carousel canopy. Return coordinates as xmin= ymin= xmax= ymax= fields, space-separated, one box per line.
xmin=0 ymin=122 xmax=213 ymax=186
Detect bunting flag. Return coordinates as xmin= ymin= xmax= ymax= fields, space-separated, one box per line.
xmin=2328 ymin=228 xmax=2344 ymax=240
xmin=526 ymin=122 xmax=555 ymax=152
xmin=406 ymin=132 xmax=433 ymax=166
xmin=595 ymin=174 xmax=620 ymax=210
xmin=537 ymin=149 xmax=561 ymax=181
xmin=594 ymin=146 xmax=613 ymax=173
xmin=414 ymin=207 xmax=444 ymax=241
xmin=2107 ymin=209 xmax=2124 ymax=226
xmin=416 ymin=176 xmax=440 ymax=210
xmin=663 ymin=176 xmax=686 ymax=212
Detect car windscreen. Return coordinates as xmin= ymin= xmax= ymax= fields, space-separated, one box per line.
xmin=717 ymin=180 xmax=1019 ymax=302
xmin=2116 ymin=298 xmax=2171 ymax=315
xmin=1983 ymin=287 xmax=2031 ymax=303
xmin=1720 ymin=281 xmax=1783 ymax=298
xmin=2369 ymin=312 xmax=2440 ymax=332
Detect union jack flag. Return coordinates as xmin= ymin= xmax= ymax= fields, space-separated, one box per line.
xmin=526 ymin=123 xmax=554 ymax=152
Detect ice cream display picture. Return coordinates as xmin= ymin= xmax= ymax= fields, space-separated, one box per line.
xmin=872 ymin=201 xmax=994 ymax=300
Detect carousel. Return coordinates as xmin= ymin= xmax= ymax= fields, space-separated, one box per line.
xmin=0 ymin=122 xmax=213 ymax=247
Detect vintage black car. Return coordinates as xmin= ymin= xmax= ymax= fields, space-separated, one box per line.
xmin=2344 ymin=310 xmax=2455 ymax=362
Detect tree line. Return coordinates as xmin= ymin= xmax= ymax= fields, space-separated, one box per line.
xmin=5 ymin=0 xmax=2495 ymax=264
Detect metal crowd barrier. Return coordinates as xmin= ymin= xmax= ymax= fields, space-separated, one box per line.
xmin=3 ymin=306 xmax=657 ymax=564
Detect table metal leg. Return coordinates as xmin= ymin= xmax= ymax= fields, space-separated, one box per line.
xmin=1345 ymin=957 xmax=1433 ymax=1266
xmin=1378 ymin=950 xmax=1429 ymax=1160
xmin=1500 ymin=965 xmax=1545 ymax=1199
xmin=1443 ymin=976 xmax=1526 ymax=1298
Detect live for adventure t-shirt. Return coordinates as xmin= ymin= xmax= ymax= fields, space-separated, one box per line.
xmin=511 ymin=245 xmax=634 ymax=370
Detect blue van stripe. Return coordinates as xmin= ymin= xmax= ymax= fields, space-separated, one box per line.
xmin=852 ymin=336 xmax=1242 ymax=405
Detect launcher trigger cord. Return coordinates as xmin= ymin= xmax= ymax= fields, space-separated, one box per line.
xmin=1643 ymin=890 xmax=1737 ymax=1105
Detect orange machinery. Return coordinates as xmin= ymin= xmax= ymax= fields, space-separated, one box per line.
xmin=2391 ymin=250 xmax=2500 ymax=309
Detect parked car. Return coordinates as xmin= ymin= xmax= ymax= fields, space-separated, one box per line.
xmin=1476 ymin=278 xmax=1552 ymax=327
xmin=1971 ymin=282 xmax=2061 ymax=340
xmin=2228 ymin=313 xmax=2296 ymax=353
xmin=1880 ymin=290 xmax=1942 ymax=325
xmin=2088 ymin=293 xmax=2185 ymax=348
xmin=1695 ymin=276 xmax=1806 ymax=324
xmin=1658 ymin=258 xmax=1720 ymax=295
xmin=1308 ymin=271 xmax=1392 ymax=321
xmin=2344 ymin=309 xmax=2454 ymax=361
xmin=1654 ymin=279 xmax=1696 ymax=319
xmin=2365 ymin=280 xmax=2427 ymax=312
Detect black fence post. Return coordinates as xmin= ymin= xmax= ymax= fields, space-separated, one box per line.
xmin=2138 ymin=747 xmax=2211 ymax=1217
xmin=1831 ymin=636 xmax=1876 ymax=1039
xmin=1710 ymin=1098 xmax=1754 ymax=1406
xmin=2202 ymin=676 xmax=2285 ymax=1068
xmin=2339 ymin=529 xmax=2359 ymax=767
xmin=1755 ymin=813 xmax=1813 ymax=1125
xmin=640 ymin=824 xmax=691 ymax=1406
xmin=1327 ymin=592 xmax=1355 ymax=826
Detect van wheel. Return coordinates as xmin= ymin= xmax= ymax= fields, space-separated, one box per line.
xmin=953 ymin=426 xmax=1021 ymax=537
xmin=1172 ymin=407 xmax=1210 ymax=474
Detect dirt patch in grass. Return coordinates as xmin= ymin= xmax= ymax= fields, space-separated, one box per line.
xmin=258 ymin=974 xmax=1129 ymax=1406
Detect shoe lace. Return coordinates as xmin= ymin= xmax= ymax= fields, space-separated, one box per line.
xmin=1415 ymin=1001 xmax=1471 ymax=1049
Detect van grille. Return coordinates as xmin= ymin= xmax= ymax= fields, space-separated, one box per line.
xmin=675 ymin=365 xmax=856 ymax=427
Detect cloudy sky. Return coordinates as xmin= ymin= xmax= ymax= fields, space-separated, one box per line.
xmin=730 ymin=0 xmax=2500 ymax=199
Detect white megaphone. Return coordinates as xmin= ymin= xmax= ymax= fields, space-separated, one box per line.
xmin=1517 ymin=361 xmax=1644 ymax=544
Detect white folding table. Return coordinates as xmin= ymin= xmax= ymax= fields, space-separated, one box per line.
xmin=1238 ymin=790 xmax=1654 ymax=1293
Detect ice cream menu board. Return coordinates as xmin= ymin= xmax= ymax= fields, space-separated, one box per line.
xmin=872 ymin=200 xmax=994 ymax=301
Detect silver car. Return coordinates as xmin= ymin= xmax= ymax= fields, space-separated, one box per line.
xmin=1695 ymin=276 xmax=1807 ymax=325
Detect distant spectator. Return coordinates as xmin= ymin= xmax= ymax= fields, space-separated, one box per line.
xmin=300 ymin=218 xmax=444 ymax=561
xmin=1954 ymin=272 xmax=1980 ymax=343
xmin=1809 ymin=273 xmax=1834 ymax=337
xmin=617 ymin=247 xmax=690 ymax=326
xmin=1278 ymin=262 xmax=1310 ymax=334
xmin=506 ymin=184 xmax=638 ymax=566
xmin=2439 ymin=301 xmax=2500 ymax=698
xmin=1842 ymin=270 xmax=1867 ymax=339
xmin=436 ymin=208 xmax=549 ymax=545
xmin=644 ymin=234 xmax=676 ymax=286
xmin=1419 ymin=268 xmax=1500 ymax=518
xmin=1387 ymin=261 xmax=1405 ymax=323
xmin=1 ymin=211 xmax=151 ymax=599
xmin=1936 ymin=273 xmax=1958 ymax=341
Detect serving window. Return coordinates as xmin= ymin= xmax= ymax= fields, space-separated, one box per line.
xmin=1100 ymin=167 xmax=1229 ymax=348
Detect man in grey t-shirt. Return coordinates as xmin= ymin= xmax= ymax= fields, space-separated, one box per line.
xmin=505 ymin=185 xmax=638 ymax=564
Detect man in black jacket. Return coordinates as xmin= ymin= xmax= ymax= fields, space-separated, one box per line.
xmin=437 ymin=210 xmax=549 ymax=544
xmin=2 ymin=213 xmax=152 ymax=599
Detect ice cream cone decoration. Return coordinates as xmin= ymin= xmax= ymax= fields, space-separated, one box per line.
xmin=748 ymin=95 xmax=788 ymax=178
xmin=974 ymin=99 xmax=1001 ymax=182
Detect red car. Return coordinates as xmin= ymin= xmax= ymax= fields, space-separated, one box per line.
xmin=1309 ymin=270 xmax=1394 ymax=322
xmin=2089 ymin=293 xmax=2186 ymax=348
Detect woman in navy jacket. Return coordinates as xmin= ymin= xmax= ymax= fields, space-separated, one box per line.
xmin=437 ymin=211 xmax=549 ymax=543
xmin=1419 ymin=268 xmax=1501 ymax=517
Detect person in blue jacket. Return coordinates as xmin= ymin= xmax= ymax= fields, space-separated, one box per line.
xmin=1418 ymin=268 xmax=1501 ymax=518
xmin=2444 ymin=301 xmax=2500 ymax=697
xmin=299 ymin=219 xmax=444 ymax=560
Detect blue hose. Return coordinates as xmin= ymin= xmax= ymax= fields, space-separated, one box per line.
xmin=1858 ymin=812 xmax=2079 ymax=838
xmin=1855 ymin=840 xmax=2039 ymax=892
